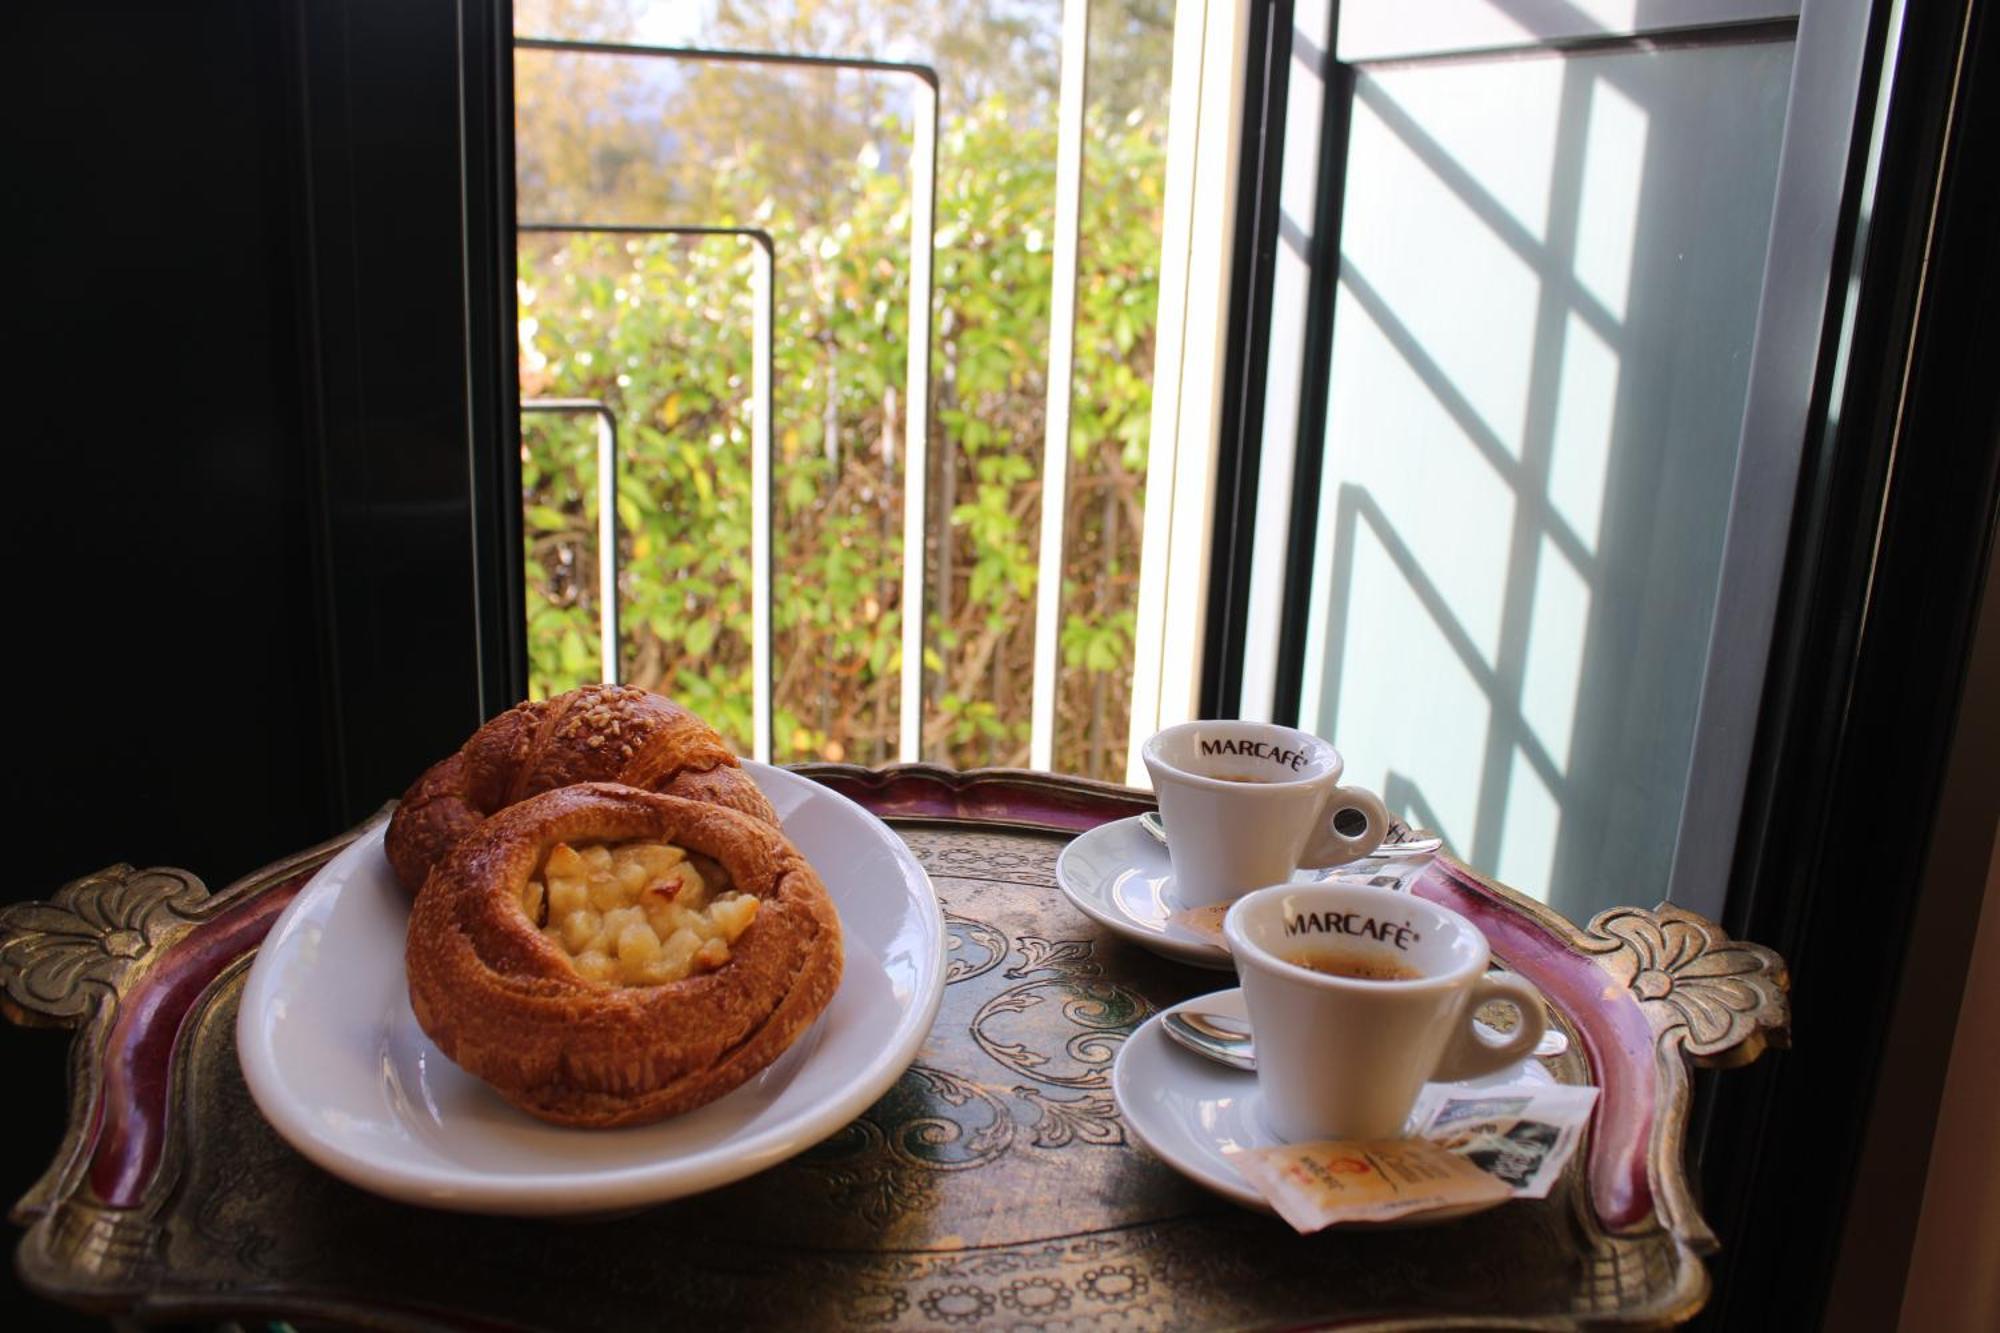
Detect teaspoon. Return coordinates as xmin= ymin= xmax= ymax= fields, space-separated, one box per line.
xmin=1162 ymin=1011 xmax=1256 ymax=1071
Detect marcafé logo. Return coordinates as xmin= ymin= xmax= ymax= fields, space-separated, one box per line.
xmin=1284 ymin=910 xmax=1422 ymax=951
xmin=1199 ymin=737 xmax=1312 ymax=772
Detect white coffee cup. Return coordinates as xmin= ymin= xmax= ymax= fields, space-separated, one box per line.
xmin=1223 ymin=881 xmax=1548 ymax=1142
xmin=1141 ymin=720 xmax=1390 ymax=908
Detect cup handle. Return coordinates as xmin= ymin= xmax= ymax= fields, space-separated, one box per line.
xmin=1431 ymin=974 xmax=1549 ymax=1081
xmin=1300 ymin=784 xmax=1390 ymax=867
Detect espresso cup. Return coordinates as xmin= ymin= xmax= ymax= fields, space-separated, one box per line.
xmin=1223 ymin=882 xmax=1548 ymax=1142
xmin=1142 ymin=721 xmax=1389 ymax=908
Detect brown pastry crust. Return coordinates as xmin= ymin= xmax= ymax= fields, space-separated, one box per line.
xmin=405 ymin=783 xmax=843 ymax=1127
xmin=385 ymin=684 xmax=777 ymax=895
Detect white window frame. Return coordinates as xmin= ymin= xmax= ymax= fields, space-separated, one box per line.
xmin=1122 ymin=0 xmax=1256 ymax=785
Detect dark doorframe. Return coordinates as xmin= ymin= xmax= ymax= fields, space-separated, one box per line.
xmin=1200 ymin=0 xmax=1296 ymax=719
xmin=1694 ymin=0 xmax=2000 ymax=1324
xmin=9 ymin=0 xmax=523 ymax=1324
xmin=10 ymin=0 xmax=523 ymax=876
xmin=290 ymin=0 xmax=525 ymax=823
xmin=461 ymin=0 xmax=531 ymax=724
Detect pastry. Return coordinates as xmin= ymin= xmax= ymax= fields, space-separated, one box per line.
xmin=386 ymin=684 xmax=777 ymax=896
xmin=405 ymin=782 xmax=843 ymax=1127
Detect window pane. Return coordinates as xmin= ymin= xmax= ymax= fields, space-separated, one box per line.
xmin=1299 ymin=38 xmax=1794 ymax=920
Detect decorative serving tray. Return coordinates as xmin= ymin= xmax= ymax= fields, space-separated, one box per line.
xmin=0 ymin=765 xmax=1788 ymax=1330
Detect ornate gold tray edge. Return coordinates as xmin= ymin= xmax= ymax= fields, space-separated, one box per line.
xmin=0 ymin=767 xmax=1789 ymax=1330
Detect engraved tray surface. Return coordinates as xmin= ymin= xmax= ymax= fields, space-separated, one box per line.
xmin=0 ymin=765 xmax=1789 ymax=1330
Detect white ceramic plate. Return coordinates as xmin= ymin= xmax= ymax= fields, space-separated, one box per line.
xmin=1112 ymin=988 xmax=1550 ymax=1218
xmin=237 ymin=762 xmax=945 ymax=1216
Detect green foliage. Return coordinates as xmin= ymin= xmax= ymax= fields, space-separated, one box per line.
xmin=520 ymin=96 xmax=1162 ymax=774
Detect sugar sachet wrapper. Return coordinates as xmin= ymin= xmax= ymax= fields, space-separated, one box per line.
xmin=1233 ymin=1138 xmax=1510 ymax=1233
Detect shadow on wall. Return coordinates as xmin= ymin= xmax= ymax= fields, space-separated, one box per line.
xmin=1301 ymin=23 xmax=1793 ymax=923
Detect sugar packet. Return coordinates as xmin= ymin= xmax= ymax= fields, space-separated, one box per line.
xmin=1166 ymin=901 xmax=1231 ymax=946
xmin=1233 ymin=1138 xmax=1512 ymax=1232
xmin=1235 ymin=1084 xmax=1599 ymax=1230
xmin=1317 ymin=850 xmax=1439 ymax=894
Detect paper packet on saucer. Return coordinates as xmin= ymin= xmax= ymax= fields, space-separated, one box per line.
xmin=1408 ymin=1083 xmax=1599 ymax=1200
xmin=1235 ymin=1085 xmax=1600 ymax=1230
xmin=1166 ymin=901 xmax=1231 ymax=946
xmin=1233 ymin=1138 xmax=1510 ymax=1232
xmin=1318 ymin=851 xmax=1437 ymax=893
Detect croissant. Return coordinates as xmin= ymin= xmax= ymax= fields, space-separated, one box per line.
xmin=405 ymin=782 xmax=843 ymax=1127
xmin=386 ymin=684 xmax=777 ymax=895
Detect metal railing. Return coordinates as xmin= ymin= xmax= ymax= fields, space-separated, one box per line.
xmin=519 ymin=223 xmax=776 ymax=761
xmin=1029 ymin=0 xmax=1092 ymax=769
xmin=520 ymin=397 xmax=620 ymax=687
xmin=516 ymin=38 xmax=938 ymax=762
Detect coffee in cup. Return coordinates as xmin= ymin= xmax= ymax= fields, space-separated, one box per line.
xmin=1224 ymin=882 xmax=1548 ymax=1142
xmin=1282 ymin=947 xmax=1423 ymax=982
xmin=1142 ymin=721 xmax=1389 ymax=908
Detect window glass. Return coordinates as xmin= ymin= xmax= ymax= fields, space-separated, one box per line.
xmin=1298 ymin=38 xmax=1794 ymax=919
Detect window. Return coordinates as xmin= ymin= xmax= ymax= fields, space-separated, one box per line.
xmin=1229 ymin=0 xmax=1876 ymax=920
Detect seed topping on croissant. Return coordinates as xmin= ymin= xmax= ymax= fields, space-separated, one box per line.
xmin=386 ymin=684 xmax=776 ymax=895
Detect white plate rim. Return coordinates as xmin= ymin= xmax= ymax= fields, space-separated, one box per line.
xmin=235 ymin=762 xmax=946 ymax=1214
xmin=1111 ymin=989 xmax=1268 ymax=1209
xmin=1054 ymin=817 xmax=1235 ymax=969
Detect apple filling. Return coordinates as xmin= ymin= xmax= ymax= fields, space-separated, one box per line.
xmin=520 ymin=839 xmax=760 ymax=986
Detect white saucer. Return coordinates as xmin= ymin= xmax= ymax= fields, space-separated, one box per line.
xmin=1055 ymin=817 xmax=1326 ymax=969
xmin=1111 ymin=988 xmax=1551 ymax=1218
xmin=237 ymin=762 xmax=946 ymax=1216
